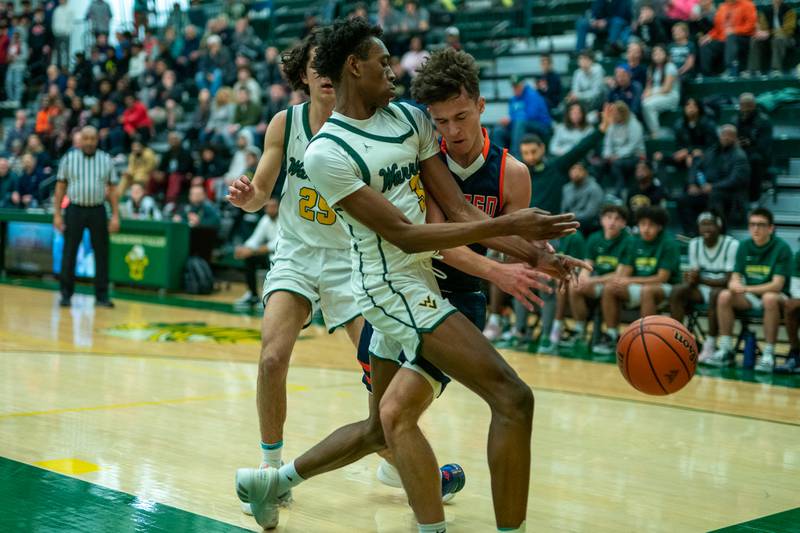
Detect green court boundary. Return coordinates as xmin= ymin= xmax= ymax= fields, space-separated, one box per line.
xmin=709 ymin=507 xmax=800 ymax=532
xmin=0 ymin=456 xmax=251 ymax=532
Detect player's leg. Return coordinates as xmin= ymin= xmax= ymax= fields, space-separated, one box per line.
xmin=542 ymin=283 xmax=568 ymax=353
xmin=570 ymin=283 xmax=599 ymax=343
xmin=596 ymin=283 xmax=630 ymax=354
xmin=417 ymin=313 xmax=533 ymax=529
xmin=639 ymin=284 xmax=667 ymax=317
xmin=669 ymin=283 xmax=694 ymax=322
xmin=777 ymin=298 xmax=800 ymax=372
xmin=709 ymin=289 xmax=752 ymax=366
xmin=757 ymin=292 xmax=783 ymax=371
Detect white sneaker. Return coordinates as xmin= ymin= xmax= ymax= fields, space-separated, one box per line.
xmin=376 ymin=458 xmax=403 ymax=488
xmin=483 ymin=321 xmax=502 ymax=341
xmin=698 ymin=341 xmax=716 ymax=364
xmin=234 ymin=291 xmax=257 ymax=306
xmin=241 ymin=463 xmax=292 ymax=515
xmin=705 ymin=348 xmax=735 ymax=367
xmin=755 ymin=355 xmax=774 ymax=373
xmin=236 ymin=467 xmax=282 ymax=529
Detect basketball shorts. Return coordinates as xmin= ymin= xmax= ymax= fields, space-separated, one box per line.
xmin=354 ymin=261 xmax=458 ymax=397
xmin=262 ymin=236 xmax=361 ymax=332
xmin=743 ymin=291 xmax=785 ymax=311
xmin=627 ymin=283 xmax=673 ymax=308
xmin=357 ymin=291 xmax=487 ymax=395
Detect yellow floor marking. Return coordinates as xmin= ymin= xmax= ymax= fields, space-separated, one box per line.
xmin=0 ymin=390 xmax=255 ymax=420
xmin=288 ymin=384 xmax=309 ymax=392
xmin=33 ymin=458 xmax=100 ymax=475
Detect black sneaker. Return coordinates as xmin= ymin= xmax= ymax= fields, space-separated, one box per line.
xmin=775 ymin=350 xmax=800 ymax=374
xmin=59 ymin=298 xmax=71 ymax=308
xmin=95 ymin=299 xmax=115 ymax=308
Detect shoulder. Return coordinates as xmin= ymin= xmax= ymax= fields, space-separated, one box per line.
xmin=503 ymin=153 xmax=530 ymax=183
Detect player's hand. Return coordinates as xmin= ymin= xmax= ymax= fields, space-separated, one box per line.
xmin=227 ymin=175 xmax=255 ymax=208
xmin=533 ymin=252 xmax=592 ymax=288
xmin=685 ymin=270 xmax=700 ymax=285
xmin=108 ymin=215 xmax=120 ymax=234
xmin=53 ymin=212 xmax=65 ymax=233
xmin=493 ymin=262 xmax=553 ymax=311
xmin=729 ymin=280 xmax=745 ymax=294
xmin=512 ymin=208 xmax=579 ymax=242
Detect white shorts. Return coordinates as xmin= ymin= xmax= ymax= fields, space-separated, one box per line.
xmin=627 ymin=283 xmax=673 ymax=308
xmin=742 ymin=291 xmax=785 ymax=311
xmin=262 ymin=236 xmax=361 ymax=332
xmin=355 ymin=261 xmax=457 ymax=397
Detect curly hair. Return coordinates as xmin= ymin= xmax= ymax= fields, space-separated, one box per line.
xmin=281 ymin=29 xmax=324 ymax=94
xmin=636 ymin=205 xmax=669 ymax=228
xmin=411 ymin=48 xmax=480 ymax=104
xmin=313 ymin=17 xmax=383 ymax=84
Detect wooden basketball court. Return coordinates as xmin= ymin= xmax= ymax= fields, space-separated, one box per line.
xmin=1 ymin=283 xmax=798 ymax=532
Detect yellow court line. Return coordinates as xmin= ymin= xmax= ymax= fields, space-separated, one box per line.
xmin=0 ymin=390 xmax=255 ymax=420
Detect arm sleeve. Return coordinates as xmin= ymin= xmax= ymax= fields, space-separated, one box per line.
xmin=304 ymin=138 xmax=367 ymax=207
xmin=405 ymin=104 xmax=440 ymax=161
xmin=662 ymin=241 xmax=682 ymax=275
xmin=724 ymin=239 xmax=739 ymax=272
xmin=620 ymin=240 xmax=634 ymax=267
xmin=56 ymin=152 xmax=69 ymax=181
xmin=775 ymin=243 xmax=793 ymax=279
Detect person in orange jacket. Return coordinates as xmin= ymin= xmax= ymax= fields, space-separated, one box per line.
xmin=698 ymin=0 xmax=757 ymax=76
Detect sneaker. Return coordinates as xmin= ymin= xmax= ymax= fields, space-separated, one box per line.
xmin=483 ymin=321 xmax=502 ymax=342
xmin=559 ymin=332 xmax=580 ymax=348
xmin=440 ymin=463 xmax=466 ymax=503
xmin=754 ymin=355 xmax=774 ymax=373
xmin=775 ymin=351 xmax=800 ymax=374
xmin=95 ymin=299 xmax=115 ymax=308
xmin=538 ymin=340 xmax=558 ymax=355
xmin=698 ymin=341 xmax=716 ymax=364
xmin=241 ymin=463 xmax=292 ymax=515
xmin=235 ymin=467 xmax=282 ymax=529
xmin=592 ymin=337 xmax=616 ymax=356
xmin=705 ymin=348 xmax=735 ymax=368
xmin=59 ymin=298 xmax=71 ymax=308
xmin=376 ymin=458 xmax=403 ymax=488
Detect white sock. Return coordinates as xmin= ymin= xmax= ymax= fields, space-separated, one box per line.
xmin=488 ymin=314 xmax=501 ymax=327
xmin=763 ymin=344 xmax=775 ymax=358
xmin=607 ymin=328 xmax=619 ymax=341
xmin=499 ymin=521 xmax=527 ymax=532
xmin=276 ymin=460 xmax=304 ymax=495
xmin=574 ymin=321 xmax=586 ymax=335
xmin=718 ymin=335 xmax=734 ymax=351
xmin=261 ymin=441 xmax=282 ymax=468
xmin=704 ymin=336 xmax=716 ymax=350
xmin=550 ymin=320 xmax=563 ymax=342
xmin=419 ymin=521 xmax=447 ymax=533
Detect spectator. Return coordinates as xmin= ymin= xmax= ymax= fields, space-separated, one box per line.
xmin=677 ymin=124 xmax=750 ymax=234
xmin=494 ymin=75 xmax=552 ymax=158
xmin=96 ymin=99 xmax=126 ymax=155
xmin=550 ymin=102 xmax=594 ymax=157
xmin=666 ymin=0 xmax=700 ymax=22
xmin=536 ymin=54 xmax=563 ymax=111
xmin=670 ymin=211 xmax=738 ymax=362
xmin=642 ymin=45 xmax=681 ymax=135
xmin=65 ymin=96 xmax=89 ymax=138
xmin=120 ymin=181 xmax=162 ymax=220
xmin=176 ymin=25 xmax=201 ymax=76
xmin=133 ymin=0 xmax=149 ymax=36
xmin=196 ymin=34 xmax=232 ymax=96
xmin=51 ymin=0 xmax=72 ymax=69
xmin=121 ymin=93 xmax=154 ymax=144
xmin=600 ymin=101 xmax=645 ymax=197
xmin=203 ymin=86 xmax=234 ymax=144
xmin=151 ymin=131 xmax=194 ymax=205
xmin=85 ymin=0 xmax=112 ymax=37
xmin=521 ymin=104 xmax=611 ymax=216
xmin=628 ymin=160 xmax=667 ymax=215
xmin=224 ymin=129 xmax=257 ymax=184
xmin=26 ymin=134 xmax=53 ymax=174
xmin=595 ymin=205 xmax=681 ymax=354
xmin=624 ymin=42 xmax=648 ymax=88
xmin=567 ymin=50 xmax=607 ymax=111
xmin=188 ymin=87 xmax=211 ymax=141
xmin=747 ymin=0 xmax=796 ymax=75
xmin=400 ymin=35 xmax=429 ymax=78
xmin=561 ymin=161 xmax=605 ymax=233
xmin=444 ymin=26 xmax=461 ymax=50
xmin=149 ymin=69 xmax=183 ymax=131
xmin=119 ymin=138 xmax=157 ymax=195
xmin=234 ymin=197 xmax=279 ymax=307
xmin=256 ymin=46 xmax=282 ymax=89
xmin=606 ymin=65 xmax=643 ymax=119
xmin=655 ymin=97 xmax=717 ymax=169
xmin=777 ymin=249 xmax=800 ymax=373
xmin=0 ymin=157 xmax=17 ymax=207
xmin=28 ymin=8 xmax=53 ymax=86
xmin=5 ymin=29 xmax=27 ymax=104
xmin=165 ymin=2 xmax=187 ymax=37
xmin=390 ymin=56 xmax=412 ymax=100
xmin=569 ymin=204 xmax=632 ymax=349
xmin=669 ymin=22 xmax=696 ymax=77
xmin=34 ymin=95 xmax=61 ymax=148
xmin=5 ymin=110 xmax=32 ymax=152
xmin=10 ymin=153 xmax=43 ymax=208
xmin=231 ymin=17 xmax=262 ymax=62
xmin=0 ymin=24 xmax=8 ymax=100
xmin=43 ymin=64 xmax=67 ymax=95
xmin=399 ymin=1 xmax=429 ymax=35
xmin=736 ymin=92 xmax=772 ymax=202
xmin=691 ymin=0 xmax=717 ymax=36
xmin=226 ymin=87 xmax=262 ymax=146
xmin=632 ymin=4 xmax=669 ymax=48
xmin=172 ymin=183 xmax=221 ymax=228
xmin=128 ymin=41 xmax=147 ymax=79
xmin=575 ymin=0 xmax=634 ymax=54
xmin=233 ymin=65 xmax=261 ymax=104
xmin=707 ymin=208 xmax=791 ymax=372
xmin=195 ymin=144 xmax=226 ymax=189
xmin=699 ymin=0 xmax=756 ymax=76
xmin=72 ymin=52 xmax=94 ymax=95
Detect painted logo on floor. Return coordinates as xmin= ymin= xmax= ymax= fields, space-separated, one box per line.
xmin=101 ymin=322 xmax=261 ymax=343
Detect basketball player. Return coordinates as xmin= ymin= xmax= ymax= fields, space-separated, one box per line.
xmin=235 ymin=18 xmax=589 ymax=532
xmin=228 ymin=30 xmax=565 ymax=524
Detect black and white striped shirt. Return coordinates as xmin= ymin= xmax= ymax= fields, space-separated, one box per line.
xmin=56 ymin=148 xmax=119 ymax=207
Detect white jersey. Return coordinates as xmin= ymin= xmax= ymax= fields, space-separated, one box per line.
xmin=304 ymin=102 xmax=440 ymax=276
xmin=278 ymin=101 xmax=350 ymax=249
xmin=687 ymin=235 xmax=739 ymax=281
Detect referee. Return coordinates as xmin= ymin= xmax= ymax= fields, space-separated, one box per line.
xmin=53 ymin=126 xmax=120 ymax=308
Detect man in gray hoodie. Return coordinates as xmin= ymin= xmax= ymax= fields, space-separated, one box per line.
xmin=561 ymin=161 xmax=605 ymax=235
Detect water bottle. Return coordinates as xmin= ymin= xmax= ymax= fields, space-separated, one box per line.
xmin=696 ymin=171 xmax=706 ymax=187
xmin=743 ymin=331 xmax=757 ymax=369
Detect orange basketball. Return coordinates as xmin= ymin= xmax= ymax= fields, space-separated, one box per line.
xmin=616 ymin=316 xmax=698 ymax=395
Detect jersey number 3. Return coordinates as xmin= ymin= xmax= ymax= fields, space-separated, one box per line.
xmin=299 ymin=187 xmax=337 ymax=225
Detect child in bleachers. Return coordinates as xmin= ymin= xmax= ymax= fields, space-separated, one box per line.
xmin=568 ymin=205 xmax=632 ymax=350
xmin=594 ymin=205 xmax=681 ymax=354
xmin=668 ymin=23 xmax=696 ymax=78
xmin=669 ymin=211 xmax=739 ymax=363
xmin=642 ymin=45 xmax=681 ymax=135
xmin=706 ymin=208 xmax=792 ymax=372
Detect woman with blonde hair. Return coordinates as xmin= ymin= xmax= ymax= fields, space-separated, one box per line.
xmin=601 ymin=101 xmax=646 ymax=198
xmin=203 ymin=86 xmax=235 ymax=146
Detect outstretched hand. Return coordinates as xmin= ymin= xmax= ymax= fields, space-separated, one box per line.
xmin=227 ymin=175 xmax=255 ymax=208
xmin=494 ymin=262 xmax=553 ymax=311
xmin=512 ymin=208 xmax=580 ymax=242
xmin=534 ymin=252 xmax=593 ymax=289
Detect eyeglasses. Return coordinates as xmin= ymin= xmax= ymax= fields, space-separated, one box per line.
xmin=748 ymin=222 xmax=770 ymax=229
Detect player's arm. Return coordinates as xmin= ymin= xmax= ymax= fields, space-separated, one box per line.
xmin=427 ymin=195 xmax=551 ymax=311
xmin=607 ymin=264 xmax=635 ymax=288
xmin=630 ymin=269 xmax=672 ymax=286
xmin=227 ymin=111 xmax=287 ymax=212
xmin=499 ymin=155 xmax=531 ymax=215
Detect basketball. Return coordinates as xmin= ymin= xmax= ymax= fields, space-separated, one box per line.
xmin=616 ymin=317 xmax=698 ymax=396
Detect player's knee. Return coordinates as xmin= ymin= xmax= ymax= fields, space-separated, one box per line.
xmin=718 ymin=289 xmax=732 ymax=306
xmin=762 ymin=292 xmax=780 ymax=309
xmin=378 ymin=397 xmax=409 ymax=440
xmin=362 ymin=417 xmax=387 ymax=451
xmin=258 ymin=342 xmax=291 ymax=376
xmin=493 ymin=377 xmax=534 ymax=424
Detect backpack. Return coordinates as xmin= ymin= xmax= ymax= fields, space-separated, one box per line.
xmin=183 ymin=256 xmax=214 ymax=295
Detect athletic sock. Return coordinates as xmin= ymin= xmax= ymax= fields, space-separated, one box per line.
xmin=276 ymin=460 xmax=304 ymax=495
xmin=574 ymin=321 xmax=586 ymax=335
xmin=763 ymin=344 xmax=775 ymax=358
xmin=607 ymin=328 xmax=619 ymax=341
xmin=261 ymin=441 xmax=283 ymax=468
xmin=498 ymin=521 xmax=527 ymax=532
xmin=718 ymin=335 xmax=734 ymax=352
xmin=487 ymin=314 xmax=501 ymax=327
xmin=704 ymin=336 xmax=716 ymax=349
xmin=549 ymin=320 xmax=563 ymax=342
xmin=418 ymin=520 xmax=447 ymax=533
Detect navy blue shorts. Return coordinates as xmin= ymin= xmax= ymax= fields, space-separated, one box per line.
xmin=357 ymin=291 xmax=487 ymax=393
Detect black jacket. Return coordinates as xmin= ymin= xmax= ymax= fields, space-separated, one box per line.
xmin=674 ymin=116 xmax=718 ymax=152
xmin=736 ymin=111 xmax=773 ymax=163
xmin=690 ymin=144 xmax=750 ymax=191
